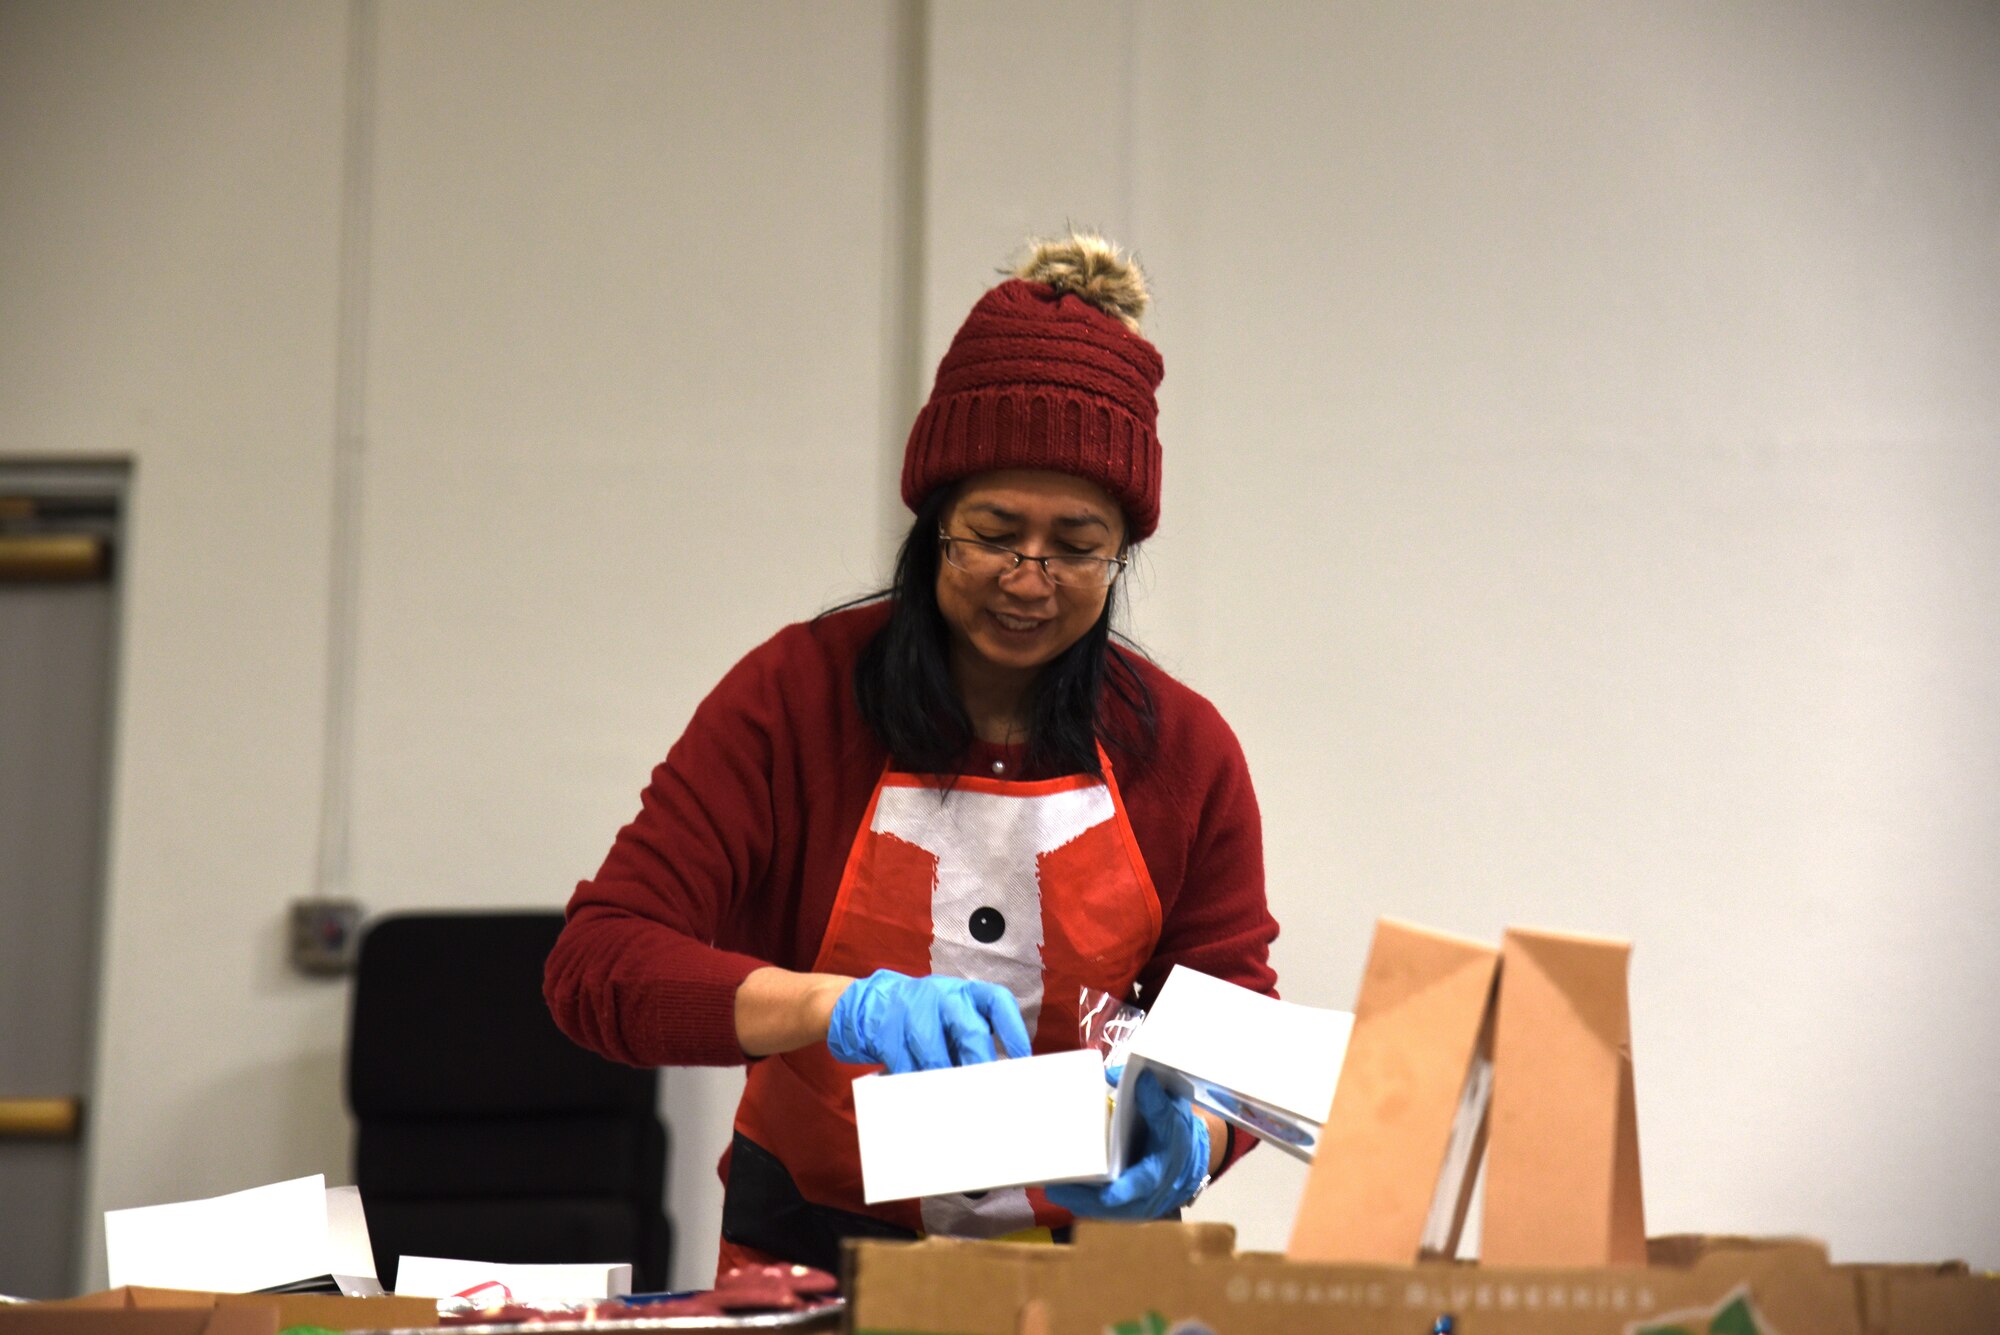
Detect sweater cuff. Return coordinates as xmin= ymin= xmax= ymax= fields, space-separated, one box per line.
xmin=630 ymin=946 xmax=772 ymax=1067
xmin=1214 ymin=1120 xmax=1259 ymax=1179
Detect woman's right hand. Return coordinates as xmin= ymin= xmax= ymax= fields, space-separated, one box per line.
xmin=825 ymin=968 xmax=1032 ymax=1073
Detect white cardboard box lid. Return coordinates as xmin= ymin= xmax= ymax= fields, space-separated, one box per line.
xmin=853 ymin=1048 xmax=1110 ymax=1204
xmin=1125 ymin=964 xmax=1354 ymax=1122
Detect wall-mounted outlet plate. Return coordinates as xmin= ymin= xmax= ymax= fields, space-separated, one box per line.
xmin=290 ymin=898 xmax=364 ymax=976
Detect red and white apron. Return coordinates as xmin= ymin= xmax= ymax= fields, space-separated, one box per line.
xmin=718 ymin=746 xmax=1160 ymax=1275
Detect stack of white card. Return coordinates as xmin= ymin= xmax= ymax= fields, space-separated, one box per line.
xmin=394 ymin=1257 xmax=632 ymax=1302
xmin=103 ymin=1174 xmax=382 ymax=1295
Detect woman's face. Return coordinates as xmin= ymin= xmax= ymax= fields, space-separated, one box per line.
xmin=936 ymin=469 xmax=1128 ymax=683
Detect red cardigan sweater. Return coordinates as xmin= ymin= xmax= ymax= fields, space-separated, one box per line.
xmin=545 ymin=601 xmax=1279 ymax=1081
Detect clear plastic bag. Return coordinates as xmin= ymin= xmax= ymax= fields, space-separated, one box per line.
xmin=1077 ymin=986 xmax=1145 ymax=1074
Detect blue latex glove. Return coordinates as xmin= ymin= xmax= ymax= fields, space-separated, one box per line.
xmin=826 ymin=969 xmax=1033 ymax=1075
xmin=1045 ymin=1068 xmax=1211 ymax=1220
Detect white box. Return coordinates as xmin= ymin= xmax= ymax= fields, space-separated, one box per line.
xmin=1114 ymin=965 xmax=1354 ymax=1165
xmin=853 ymin=1048 xmax=1111 ymax=1203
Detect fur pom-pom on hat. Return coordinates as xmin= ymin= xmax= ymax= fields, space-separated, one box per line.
xmin=1014 ymin=232 xmax=1150 ymax=333
xmin=902 ymin=232 xmax=1166 ymax=540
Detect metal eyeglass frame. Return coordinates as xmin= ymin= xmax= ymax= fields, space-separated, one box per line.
xmin=937 ymin=526 xmax=1128 ymax=588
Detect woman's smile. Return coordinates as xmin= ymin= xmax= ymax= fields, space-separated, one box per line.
xmin=989 ymin=609 xmax=1051 ymax=635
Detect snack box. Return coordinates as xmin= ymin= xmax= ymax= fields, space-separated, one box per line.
xmin=845 ymin=1221 xmax=2000 ymax=1335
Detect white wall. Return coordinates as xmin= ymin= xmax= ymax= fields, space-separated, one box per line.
xmin=3 ymin=0 xmax=905 ymax=1291
xmin=2 ymin=0 xmax=1994 ymax=1295
xmin=1179 ymin=0 xmax=2000 ymax=1264
xmin=0 ymin=0 xmax=352 ymax=1283
xmin=929 ymin=0 xmax=2000 ymax=1270
xmin=349 ymin=0 xmax=905 ymax=1292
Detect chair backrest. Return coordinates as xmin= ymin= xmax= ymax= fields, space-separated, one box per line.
xmin=346 ymin=911 xmax=671 ymax=1290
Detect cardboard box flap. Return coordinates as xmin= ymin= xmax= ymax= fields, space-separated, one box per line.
xmin=1482 ymin=926 xmax=1646 ymax=1268
xmin=216 ymin=1294 xmax=437 ymax=1331
xmin=1849 ymin=1264 xmax=2000 ymax=1335
xmin=1647 ymin=1234 xmax=1831 ymax=1267
xmin=187 ymin=1314 xmax=269 ymax=1335
xmin=112 ymin=1294 xmax=219 ymax=1312
xmin=843 ymin=1236 xmax=1072 ymax=1335
xmin=35 ymin=1297 xmax=128 ymax=1312
xmin=47 ymin=1289 xmax=433 ymax=1332
xmin=1071 ymin=1221 xmax=1237 ymax=1266
xmin=0 ymin=1309 xmax=276 ymax=1335
xmin=1844 ymin=1259 xmax=1974 ymax=1278
xmin=1289 ymin=918 xmax=1500 ymax=1265
xmin=1355 ymin=918 xmax=1500 ymax=1012
xmin=45 ymin=1290 xmax=220 ymax=1311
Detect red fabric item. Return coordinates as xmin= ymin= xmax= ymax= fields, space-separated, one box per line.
xmin=543 ymin=601 xmax=1278 ymax=1172
xmin=901 ymin=278 xmax=1165 ymax=539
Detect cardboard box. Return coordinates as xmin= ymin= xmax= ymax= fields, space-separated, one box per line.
xmin=841 ymin=918 xmax=1999 ymax=1333
xmin=24 ymin=1286 xmax=436 ymax=1333
xmin=846 ymin=1221 xmax=2000 ymax=1335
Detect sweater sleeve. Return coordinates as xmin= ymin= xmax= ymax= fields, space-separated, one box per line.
xmin=543 ymin=631 xmax=794 ymax=1069
xmin=1137 ymin=692 xmax=1280 ymax=1177
xmin=1137 ymin=702 xmax=1278 ymax=1006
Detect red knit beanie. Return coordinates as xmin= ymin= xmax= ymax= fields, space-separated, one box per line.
xmin=901 ymin=237 xmax=1165 ymax=541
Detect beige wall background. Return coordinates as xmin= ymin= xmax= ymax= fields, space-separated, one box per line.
xmin=3 ymin=0 xmax=1995 ymax=1293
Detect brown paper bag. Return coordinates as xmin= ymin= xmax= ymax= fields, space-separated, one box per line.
xmin=1480 ymin=925 xmax=1646 ymax=1266
xmin=1287 ymin=918 xmax=1500 ymax=1263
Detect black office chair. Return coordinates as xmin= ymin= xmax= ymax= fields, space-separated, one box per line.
xmin=345 ymin=911 xmax=672 ymax=1290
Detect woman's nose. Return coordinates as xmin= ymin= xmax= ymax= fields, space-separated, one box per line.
xmin=998 ymin=555 xmax=1057 ymax=593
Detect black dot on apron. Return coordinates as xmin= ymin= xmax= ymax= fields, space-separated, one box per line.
xmin=961 ymin=1190 xmax=988 ymax=1201
xmin=969 ymin=906 xmax=1006 ymax=943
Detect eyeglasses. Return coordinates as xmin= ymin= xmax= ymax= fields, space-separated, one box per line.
xmin=938 ymin=528 xmax=1127 ymax=589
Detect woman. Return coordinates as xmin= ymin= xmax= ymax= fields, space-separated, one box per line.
xmin=544 ymin=233 xmax=1279 ymax=1277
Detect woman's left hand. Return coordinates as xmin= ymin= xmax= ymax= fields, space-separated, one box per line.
xmin=1045 ymin=1069 xmax=1211 ymax=1220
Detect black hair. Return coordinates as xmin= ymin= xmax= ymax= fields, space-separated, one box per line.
xmin=844 ymin=485 xmax=1158 ymax=779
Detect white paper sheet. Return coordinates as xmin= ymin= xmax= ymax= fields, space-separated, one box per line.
xmin=852 ymin=1048 xmax=1111 ymax=1203
xmin=324 ymin=1184 xmax=385 ymax=1296
xmin=394 ymin=1257 xmax=633 ymax=1301
xmin=105 ymin=1174 xmax=367 ymax=1293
